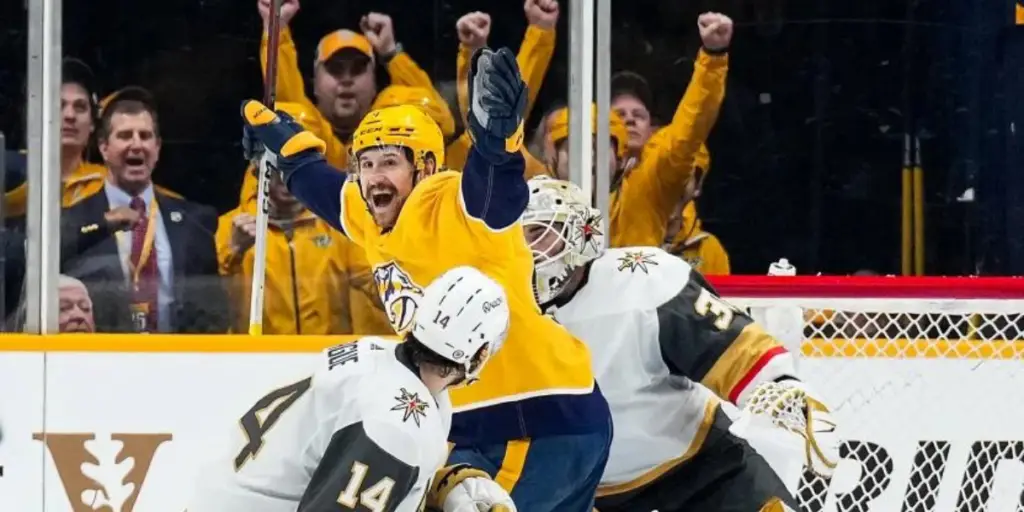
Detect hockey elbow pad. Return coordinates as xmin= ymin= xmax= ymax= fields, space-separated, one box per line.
xmin=427 ymin=464 xmax=517 ymax=512
xmin=744 ymin=379 xmax=839 ymax=478
xmin=241 ymin=100 xmax=326 ymax=178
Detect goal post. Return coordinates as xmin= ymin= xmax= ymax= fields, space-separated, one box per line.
xmin=707 ymin=275 xmax=1024 ymax=512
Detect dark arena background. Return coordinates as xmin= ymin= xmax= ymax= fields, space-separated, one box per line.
xmin=2 ymin=0 xmax=1023 ymax=275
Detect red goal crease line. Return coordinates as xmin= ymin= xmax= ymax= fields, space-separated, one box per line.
xmin=0 ymin=335 xmax=1022 ymax=359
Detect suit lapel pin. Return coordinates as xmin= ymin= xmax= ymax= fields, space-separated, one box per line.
xmin=170 ymin=211 xmax=182 ymax=223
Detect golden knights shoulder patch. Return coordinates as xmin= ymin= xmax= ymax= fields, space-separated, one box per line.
xmin=391 ymin=388 xmax=429 ymax=427
xmin=616 ymin=250 xmax=659 ymax=274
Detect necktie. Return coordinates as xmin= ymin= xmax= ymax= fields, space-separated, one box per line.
xmin=129 ymin=196 xmax=159 ymax=332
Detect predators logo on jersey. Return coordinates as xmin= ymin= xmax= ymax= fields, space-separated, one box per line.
xmin=373 ymin=261 xmax=424 ymax=333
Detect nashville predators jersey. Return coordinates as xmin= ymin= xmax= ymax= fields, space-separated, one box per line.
xmin=547 ymin=247 xmax=796 ymax=492
xmin=187 ymin=338 xmax=451 ymax=512
xmin=336 ymin=150 xmax=606 ymax=445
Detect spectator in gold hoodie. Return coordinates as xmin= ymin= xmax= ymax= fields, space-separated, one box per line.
xmin=545 ymin=12 xmax=731 ymax=249
xmin=449 ymin=0 xmax=560 ymax=178
xmin=663 ymin=200 xmax=731 ymax=274
xmin=611 ymin=67 xmax=730 ymax=272
xmin=606 ymin=14 xmax=729 ymax=258
xmin=218 ymin=102 xmax=390 ymax=335
xmin=241 ymin=0 xmax=457 ymax=205
xmin=4 ymin=58 xmax=108 ymax=217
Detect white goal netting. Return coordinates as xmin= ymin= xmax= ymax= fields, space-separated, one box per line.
xmin=714 ymin=276 xmax=1024 ymax=512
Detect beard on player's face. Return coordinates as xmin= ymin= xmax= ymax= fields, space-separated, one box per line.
xmin=365 ymin=179 xmax=407 ymax=228
xmin=358 ymin=147 xmax=417 ymax=229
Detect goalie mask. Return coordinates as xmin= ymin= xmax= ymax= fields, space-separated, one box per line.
xmin=521 ymin=176 xmax=605 ymax=304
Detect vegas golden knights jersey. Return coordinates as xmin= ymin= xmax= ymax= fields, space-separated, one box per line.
xmin=547 ymin=247 xmax=797 ymax=494
xmin=187 ymin=338 xmax=451 ymax=512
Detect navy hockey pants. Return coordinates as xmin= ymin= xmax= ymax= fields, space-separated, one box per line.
xmin=447 ymin=418 xmax=612 ymax=512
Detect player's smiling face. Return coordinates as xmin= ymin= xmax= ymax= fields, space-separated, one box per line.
xmin=357 ymin=146 xmax=416 ymax=229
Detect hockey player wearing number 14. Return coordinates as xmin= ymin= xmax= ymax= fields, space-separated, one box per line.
xmin=186 ymin=266 xmax=517 ymax=512
xmin=521 ymin=177 xmax=841 ymax=512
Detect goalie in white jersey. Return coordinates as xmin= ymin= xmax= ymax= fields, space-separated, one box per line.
xmin=188 ymin=266 xmax=517 ymax=512
xmin=520 ymin=177 xmax=841 ymax=512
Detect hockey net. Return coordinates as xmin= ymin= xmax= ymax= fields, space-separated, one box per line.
xmin=709 ymin=275 xmax=1024 ymax=512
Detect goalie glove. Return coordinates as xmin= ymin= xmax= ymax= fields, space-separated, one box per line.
xmin=743 ymin=379 xmax=839 ymax=478
xmin=240 ymin=100 xmax=326 ymax=179
xmin=466 ymin=47 xmax=528 ymax=164
xmin=427 ymin=464 xmax=517 ymax=512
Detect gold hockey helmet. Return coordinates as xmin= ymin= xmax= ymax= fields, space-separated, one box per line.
xmin=351 ymin=104 xmax=446 ymax=171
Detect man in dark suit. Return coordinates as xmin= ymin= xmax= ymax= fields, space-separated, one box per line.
xmin=60 ymin=86 xmax=228 ymax=333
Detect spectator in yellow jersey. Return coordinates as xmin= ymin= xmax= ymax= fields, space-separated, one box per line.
xmin=544 ymin=12 xmax=731 ymax=248
xmin=610 ymin=29 xmax=731 ymax=260
xmin=4 ymin=58 xmax=108 ymax=217
xmin=528 ymin=102 xmax=565 ymax=169
xmin=449 ymin=0 xmax=559 ymax=178
xmin=658 ymin=143 xmax=730 ymax=274
xmin=225 ymin=102 xmax=389 ymax=335
xmin=217 ymin=173 xmax=391 ymax=336
xmin=663 ymin=201 xmax=731 ymax=275
xmin=243 ymin=0 xmax=456 ymax=208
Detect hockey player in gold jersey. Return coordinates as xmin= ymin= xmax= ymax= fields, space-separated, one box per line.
xmin=521 ymin=176 xmax=840 ymax=512
xmin=241 ymin=47 xmax=611 ymax=512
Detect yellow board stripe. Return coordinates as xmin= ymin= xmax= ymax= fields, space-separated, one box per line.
xmin=0 ymin=334 xmax=371 ymax=353
xmin=1 ymin=334 xmax=1021 ymax=359
xmin=803 ymin=337 xmax=1024 ymax=359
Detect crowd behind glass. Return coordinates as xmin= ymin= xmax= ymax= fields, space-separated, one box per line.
xmin=3 ymin=0 xmax=1022 ymax=334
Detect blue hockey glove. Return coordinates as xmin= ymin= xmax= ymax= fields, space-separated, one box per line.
xmin=240 ymin=100 xmax=326 ymax=179
xmin=466 ymin=47 xmax=528 ymax=164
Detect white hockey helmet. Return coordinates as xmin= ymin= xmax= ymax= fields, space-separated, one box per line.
xmin=412 ymin=266 xmax=510 ymax=382
xmin=521 ymin=176 xmax=605 ymax=304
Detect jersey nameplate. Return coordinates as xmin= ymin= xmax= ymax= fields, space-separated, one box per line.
xmin=328 ymin=343 xmax=359 ymax=371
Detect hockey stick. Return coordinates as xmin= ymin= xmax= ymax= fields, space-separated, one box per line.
xmin=248 ymin=0 xmax=284 ymax=336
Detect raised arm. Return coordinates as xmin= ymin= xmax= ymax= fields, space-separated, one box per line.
xmin=361 ymin=13 xmax=457 ymax=137
xmin=239 ymin=101 xmax=346 ymax=233
xmin=452 ymin=5 xmax=557 ymax=172
xmin=459 ymin=48 xmax=530 ymax=231
xmin=257 ymin=0 xmax=309 ymax=108
xmin=612 ymin=14 xmax=731 ymax=247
